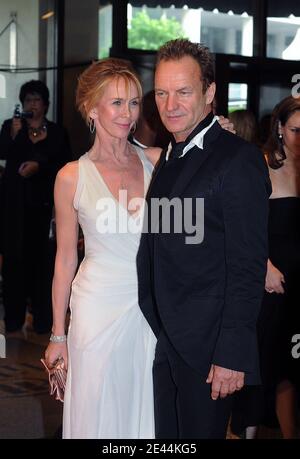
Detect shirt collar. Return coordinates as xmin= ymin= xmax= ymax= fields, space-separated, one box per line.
xmin=166 ymin=115 xmax=219 ymax=161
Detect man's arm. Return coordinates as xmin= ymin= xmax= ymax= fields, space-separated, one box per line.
xmin=208 ymin=144 xmax=271 ymax=398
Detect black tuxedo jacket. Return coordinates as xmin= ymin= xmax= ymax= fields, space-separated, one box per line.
xmin=137 ymin=122 xmax=271 ymax=384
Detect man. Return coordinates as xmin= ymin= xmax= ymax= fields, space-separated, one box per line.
xmin=137 ymin=39 xmax=271 ymax=439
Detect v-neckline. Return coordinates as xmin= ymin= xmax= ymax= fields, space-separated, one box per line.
xmin=87 ymin=146 xmax=147 ymax=220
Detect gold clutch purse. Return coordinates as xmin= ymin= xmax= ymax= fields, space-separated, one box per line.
xmin=41 ymin=358 xmax=67 ymax=403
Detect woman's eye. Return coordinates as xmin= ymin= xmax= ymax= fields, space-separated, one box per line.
xmin=113 ymin=100 xmax=121 ymax=105
xmin=131 ymin=100 xmax=139 ymax=106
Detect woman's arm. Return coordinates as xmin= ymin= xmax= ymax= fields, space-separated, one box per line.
xmin=45 ymin=162 xmax=79 ymax=369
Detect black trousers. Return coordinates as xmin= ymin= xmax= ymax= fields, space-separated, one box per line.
xmin=153 ymin=330 xmax=233 ymax=439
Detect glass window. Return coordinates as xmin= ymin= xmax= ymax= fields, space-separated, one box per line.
xmin=127 ymin=3 xmax=253 ymax=56
xmin=99 ymin=2 xmax=112 ymax=58
xmin=259 ymin=85 xmax=290 ymax=118
xmin=267 ymin=3 xmax=300 ymax=60
xmin=228 ymin=83 xmax=248 ymax=112
xmin=0 ymin=0 xmax=58 ymax=128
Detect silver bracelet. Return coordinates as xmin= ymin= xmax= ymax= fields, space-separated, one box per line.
xmin=50 ymin=333 xmax=67 ymax=343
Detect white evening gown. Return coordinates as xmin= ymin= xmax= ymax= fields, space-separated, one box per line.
xmin=63 ymin=145 xmax=156 ymax=439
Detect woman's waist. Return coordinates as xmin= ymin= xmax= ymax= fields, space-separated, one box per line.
xmin=74 ymin=256 xmax=138 ymax=282
xmin=82 ymin=253 xmax=137 ymax=268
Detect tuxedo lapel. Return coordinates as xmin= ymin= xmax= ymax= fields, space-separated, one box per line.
xmin=169 ymin=122 xmax=222 ymax=199
xmin=144 ymin=123 xmax=222 ymax=233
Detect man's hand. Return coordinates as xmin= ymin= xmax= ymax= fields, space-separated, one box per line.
xmin=18 ymin=161 xmax=39 ymax=178
xmin=217 ymin=115 xmax=236 ymax=134
xmin=206 ymin=364 xmax=244 ymax=400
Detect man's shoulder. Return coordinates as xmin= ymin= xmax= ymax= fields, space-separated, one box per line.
xmin=215 ymin=129 xmax=262 ymax=160
xmin=216 ymin=127 xmax=249 ymax=149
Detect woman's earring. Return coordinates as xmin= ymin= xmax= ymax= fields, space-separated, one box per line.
xmin=130 ymin=121 xmax=137 ymax=134
xmin=89 ymin=118 xmax=95 ymax=134
xmin=278 ymin=133 xmax=283 ymax=140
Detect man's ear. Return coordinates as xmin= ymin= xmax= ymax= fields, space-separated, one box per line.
xmin=205 ymin=82 xmax=216 ymax=106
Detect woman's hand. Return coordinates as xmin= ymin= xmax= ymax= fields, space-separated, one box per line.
xmin=217 ymin=115 xmax=236 ymax=134
xmin=18 ymin=160 xmax=39 ymax=177
xmin=265 ymin=260 xmax=285 ymax=294
xmin=45 ymin=342 xmax=68 ymax=370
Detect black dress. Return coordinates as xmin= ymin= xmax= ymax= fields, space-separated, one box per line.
xmin=231 ymin=197 xmax=300 ymax=433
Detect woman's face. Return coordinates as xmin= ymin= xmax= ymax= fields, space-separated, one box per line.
xmin=279 ymin=110 xmax=300 ymax=158
xmin=23 ymin=92 xmax=47 ymax=120
xmin=92 ymin=77 xmax=140 ymax=139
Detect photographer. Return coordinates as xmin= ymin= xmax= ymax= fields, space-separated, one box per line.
xmin=0 ymin=80 xmax=72 ymax=334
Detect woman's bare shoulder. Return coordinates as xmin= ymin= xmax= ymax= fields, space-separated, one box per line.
xmin=57 ymin=160 xmax=78 ymax=179
xmin=144 ymin=147 xmax=163 ymax=166
xmin=56 ymin=160 xmax=79 ymax=190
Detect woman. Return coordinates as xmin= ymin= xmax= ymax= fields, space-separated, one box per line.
xmin=261 ymin=95 xmax=300 ymax=438
xmin=0 ymin=80 xmax=71 ymax=333
xmin=231 ymin=96 xmax=300 ymax=439
xmin=44 ymin=58 xmax=161 ymax=439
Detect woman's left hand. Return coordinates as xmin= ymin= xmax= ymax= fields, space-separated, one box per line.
xmin=265 ymin=260 xmax=285 ymax=294
xmin=217 ymin=115 xmax=236 ymax=134
xmin=18 ymin=161 xmax=39 ymax=178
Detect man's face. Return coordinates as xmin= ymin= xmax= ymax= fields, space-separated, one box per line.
xmin=154 ymin=56 xmax=215 ymax=142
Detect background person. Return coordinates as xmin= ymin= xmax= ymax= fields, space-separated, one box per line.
xmin=0 ymin=80 xmax=72 ymax=334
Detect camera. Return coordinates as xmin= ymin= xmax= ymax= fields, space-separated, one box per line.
xmin=13 ymin=104 xmax=33 ymax=119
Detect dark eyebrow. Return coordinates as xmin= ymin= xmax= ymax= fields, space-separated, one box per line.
xmin=177 ymin=87 xmax=193 ymax=91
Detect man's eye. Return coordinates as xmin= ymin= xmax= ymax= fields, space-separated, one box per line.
xmin=155 ymin=91 xmax=165 ymax=97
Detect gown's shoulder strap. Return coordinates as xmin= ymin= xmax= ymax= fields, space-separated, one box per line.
xmin=132 ymin=144 xmax=154 ymax=178
xmin=73 ymin=152 xmax=88 ymax=211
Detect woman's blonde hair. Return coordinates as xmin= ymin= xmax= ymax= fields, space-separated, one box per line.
xmin=76 ymin=58 xmax=143 ymax=124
